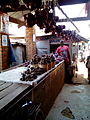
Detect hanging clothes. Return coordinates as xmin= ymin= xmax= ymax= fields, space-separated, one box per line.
xmin=8 ymin=41 xmax=16 ymax=65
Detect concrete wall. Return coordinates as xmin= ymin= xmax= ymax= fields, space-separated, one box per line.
xmin=36 ymin=40 xmax=50 ymax=56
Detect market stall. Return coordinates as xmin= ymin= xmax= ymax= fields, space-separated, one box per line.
xmin=0 ymin=0 xmax=89 ymax=120
xmin=0 ymin=60 xmax=65 ymax=120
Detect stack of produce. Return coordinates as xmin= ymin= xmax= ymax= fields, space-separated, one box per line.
xmin=38 ymin=55 xmax=48 ymax=71
xmin=20 ymin=66 xmax=46 ymax=81
xmin=20 ymin=54 xmax=56 ymax=81
xmin=20 ymin=68 xmax=37 ymax=81
xmin=30 ymin=54 xmax=41 ymax=68
xmin=50 ymin=54 xmax=56 ymax=68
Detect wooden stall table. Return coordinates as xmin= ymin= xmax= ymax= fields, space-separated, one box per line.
xmin=0 ymin=61 xmax=65 ymax=119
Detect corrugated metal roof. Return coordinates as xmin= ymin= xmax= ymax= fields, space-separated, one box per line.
xmin=58 ymin=0 xmax=88 ymax=6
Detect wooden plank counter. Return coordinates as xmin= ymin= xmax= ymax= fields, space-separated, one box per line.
xmin=0 ymin=81 xmax=33 ymax=119
xmin=32 ymin=61 xmax=65 ymax=117
xmin=0 ymin=61 xmax=65 ymax=120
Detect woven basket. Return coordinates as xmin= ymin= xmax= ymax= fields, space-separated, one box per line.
xmin=30 ymin=64 xmax=39 ymax=68
xmin=51 ymin=62 xmax=55 ymax=68
xmin=38 ymin=64 xmax=48 ymax=71
xmin=47 ymin=63 xmax=51 ymax=70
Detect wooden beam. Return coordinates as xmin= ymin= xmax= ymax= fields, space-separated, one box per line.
xmin=58 ymin=16 xmax=90 ymax=22
xmin=10 ymin=37 xmax=24 ymax=39
xmin=0 ymin=11 xmax=26 ymax=26
xmin=57 ymin=3 xmax=80 ymax=32
xmin=58 ymin=0 xmax=87 ymax=6
xmin=9 ymin=16 xmax=26 ymax=26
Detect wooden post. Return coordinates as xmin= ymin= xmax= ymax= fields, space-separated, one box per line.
xmin=0 ymin=13 xmax=9 ymax=71
xmin=25 ymin=27 xmax=36 ymax=60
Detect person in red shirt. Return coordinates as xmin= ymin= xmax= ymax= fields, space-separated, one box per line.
xmin=56 ymin=40 xmax=70 ymax=63
xmin=56 ymin=40 xmax=72 ymax=83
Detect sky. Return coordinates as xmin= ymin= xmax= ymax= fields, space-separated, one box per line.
xmin=55 ymin=3 xmax=90 ymax=39
xmin=9 ymin=23 xmax=26 ymax=37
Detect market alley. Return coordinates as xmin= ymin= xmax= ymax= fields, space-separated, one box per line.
xmin=46 ymin=61 xmax=90 ymax=120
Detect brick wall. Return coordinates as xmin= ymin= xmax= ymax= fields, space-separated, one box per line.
xmin=0 ymin=13 xmax=9 ymax=71
xmin=0 ymin=34 xmax=9 ymax=71
xmin=2 ymin=46 xmax=9 ymax=70
xmin=25 ymin=27 xmax=36 ymax=60
xmin=0 ymin=34 xmax=2 ymax=71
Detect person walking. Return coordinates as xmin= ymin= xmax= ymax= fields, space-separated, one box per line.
xmin=86 ymin=55 xmax=90 ymax=83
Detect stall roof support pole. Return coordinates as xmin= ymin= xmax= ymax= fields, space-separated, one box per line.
xmin=57 ymin=3 xmax=80 ymax=32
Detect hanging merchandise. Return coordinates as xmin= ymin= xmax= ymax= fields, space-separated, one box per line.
xmin=22 ymin=0 xmax=42 ymax=10
xmin=8 ymin=41 xmax=16 ymax=65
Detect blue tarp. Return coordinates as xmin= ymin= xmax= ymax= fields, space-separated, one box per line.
xmin=9 ymin=42 xmax=16 ymax=64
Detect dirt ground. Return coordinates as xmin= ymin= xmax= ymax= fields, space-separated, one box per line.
xmin=46 ymin=61 xmax=90 ymax=120
xmin=72 ymin=61 xmax=89 ymax=84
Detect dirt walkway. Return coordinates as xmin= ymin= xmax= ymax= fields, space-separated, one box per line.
xmin=46 ymin=61 xmax=90 ymax=120
xmin=46 ymin=84 xmax=90 ymax=120
xmin=72 ymin=61 xmax=89 ymax=84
